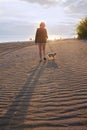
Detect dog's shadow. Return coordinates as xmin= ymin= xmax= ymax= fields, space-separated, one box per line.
xmin=46 ymin=58 xmax=58 ymax=69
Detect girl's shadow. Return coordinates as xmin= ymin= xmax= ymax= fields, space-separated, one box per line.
xmin=0 ymin=62 xmax=46 ymax=130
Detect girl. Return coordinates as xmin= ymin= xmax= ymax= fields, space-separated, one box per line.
xmin=35 ymin=22 xmax=48 ymax=62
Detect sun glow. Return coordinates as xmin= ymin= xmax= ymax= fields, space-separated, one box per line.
xmin=48 ymin=35 xmax=64 ymax=40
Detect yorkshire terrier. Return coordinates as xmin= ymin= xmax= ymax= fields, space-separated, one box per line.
xmin=48 ymin=53 xmax=56 ymax=59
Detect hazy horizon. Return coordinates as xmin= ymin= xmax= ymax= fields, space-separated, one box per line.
xmin=0 ymin=0 xmax=87 ymax=42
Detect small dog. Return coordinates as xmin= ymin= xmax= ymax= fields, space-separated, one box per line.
xmin=48 ymin=53 xmax=56 ymax=59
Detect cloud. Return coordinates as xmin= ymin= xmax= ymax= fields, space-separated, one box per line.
xmin=21 ymin=0 xmax=87 ymax=15
xmin=48 ymin=22 xmax=75 ymax=36
xmin=0 ymin=20 xmax=34 ymax=42
xmin=21 ymin=0 xmax=60 ymax=7
xmin=62 ymin=0 xmax=87 ymax=14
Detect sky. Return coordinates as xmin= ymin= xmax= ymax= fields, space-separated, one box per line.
xmin=0 ymin=0 xmax=87 ymax=42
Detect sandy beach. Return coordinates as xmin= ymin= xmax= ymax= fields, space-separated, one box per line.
xmin=0 ymin=39 xmax=87 ymax=130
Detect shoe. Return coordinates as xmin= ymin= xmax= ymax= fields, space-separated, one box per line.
xmin=43 ymin=57 xmax=46 ymax=61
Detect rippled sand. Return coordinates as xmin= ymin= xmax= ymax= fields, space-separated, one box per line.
xmin=0 ymin=39 xmax=87 ymax=130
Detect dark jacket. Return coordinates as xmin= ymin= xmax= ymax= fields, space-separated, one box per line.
xmin=35 ymin=28 xmax=48 ymax=43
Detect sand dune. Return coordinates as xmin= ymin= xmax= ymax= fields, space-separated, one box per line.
xmin=0 ymin=39 xmax=87 ymax=130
